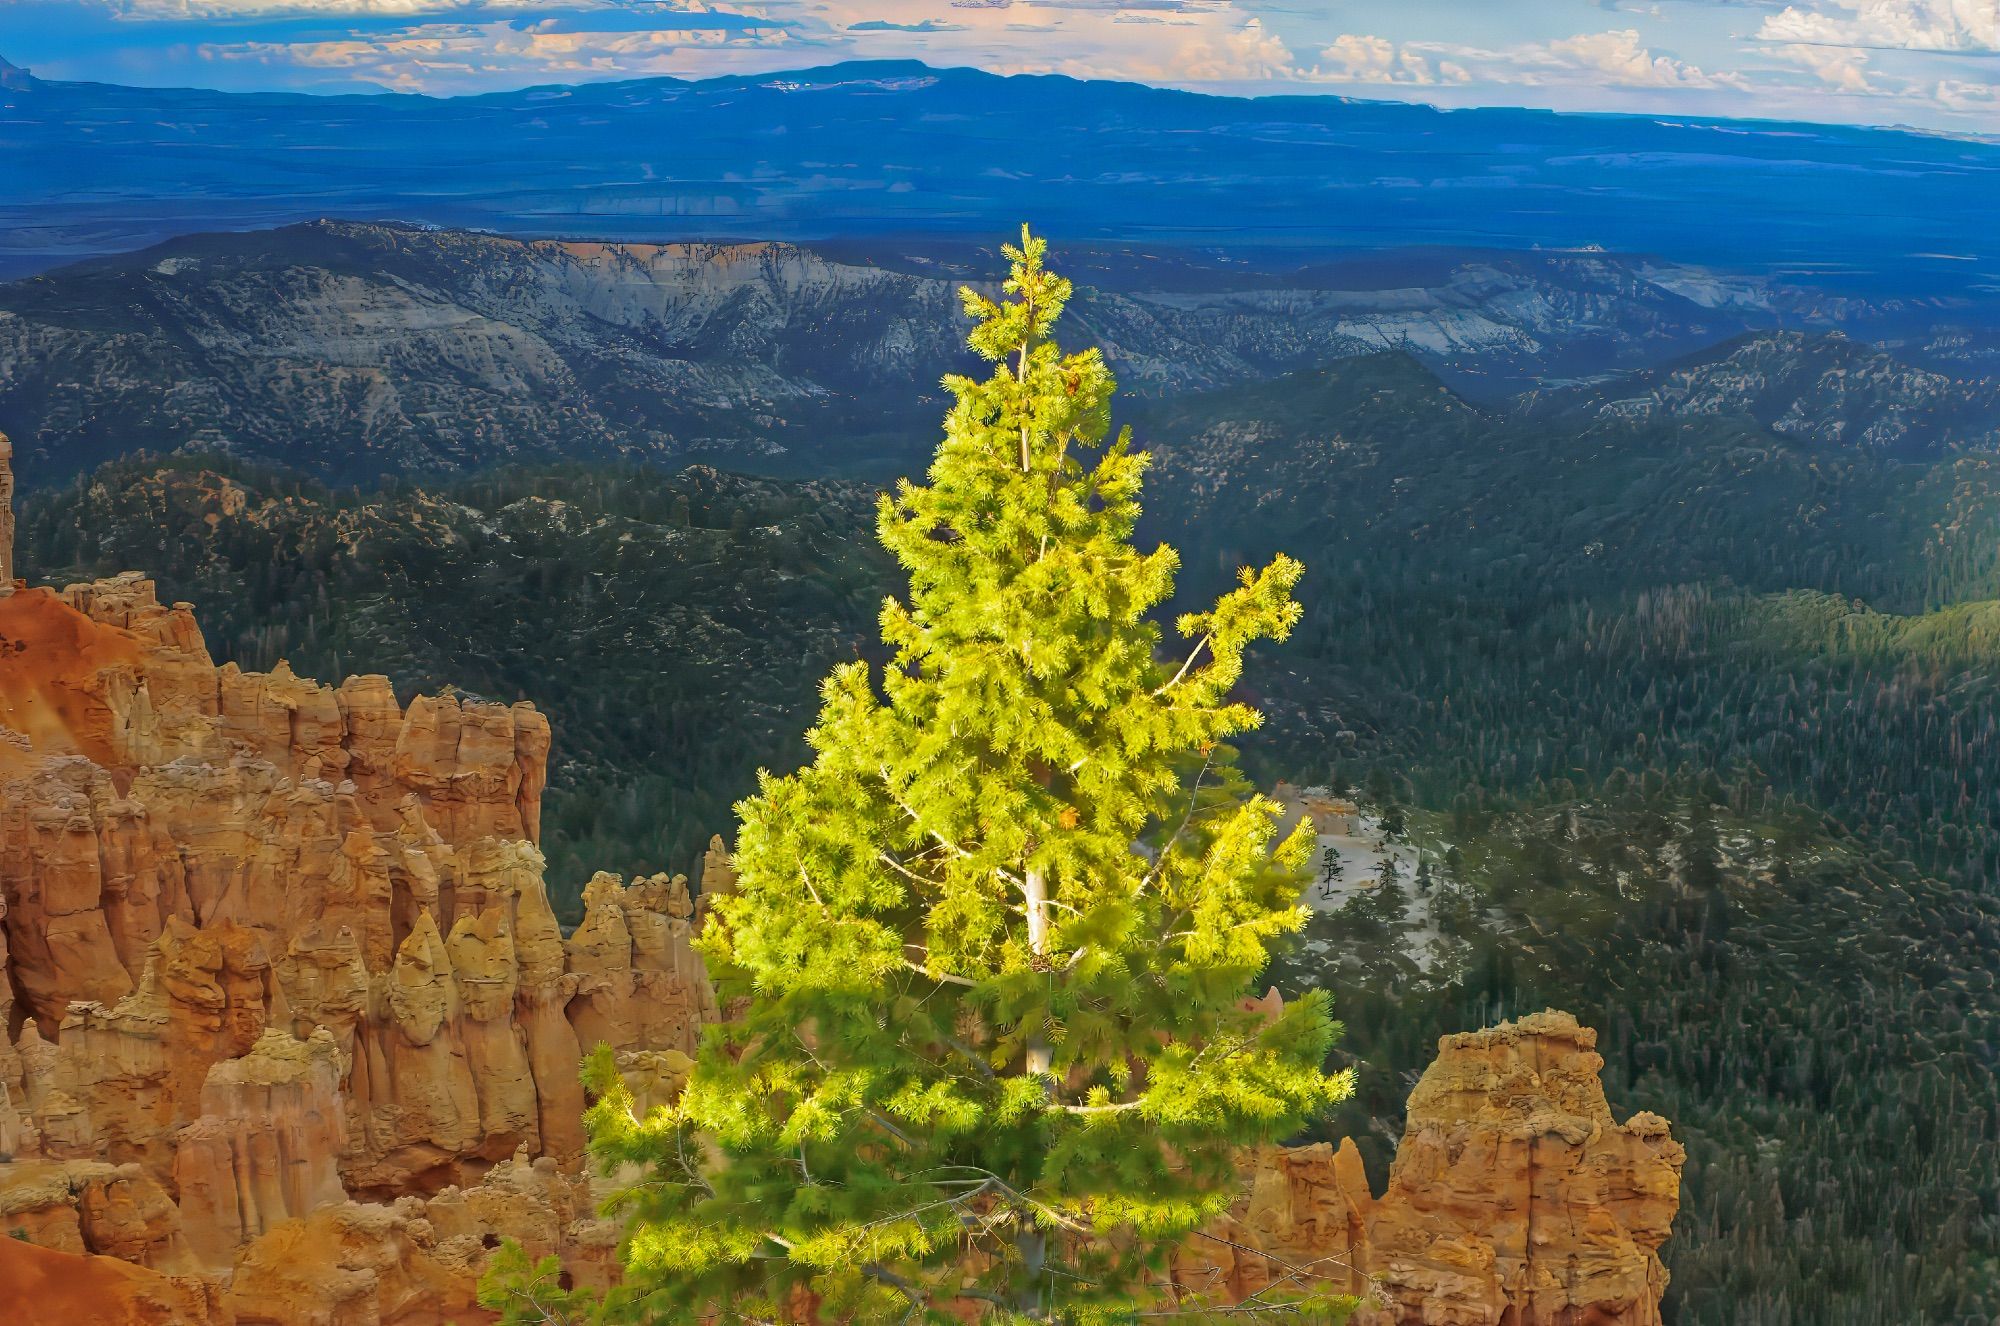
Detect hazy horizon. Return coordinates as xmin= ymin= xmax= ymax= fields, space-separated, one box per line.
xmin=5 ymin=0 xmax=1995 ymax=133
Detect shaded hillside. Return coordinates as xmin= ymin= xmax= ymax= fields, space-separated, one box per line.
xmin=1274 ymin=776 xmax=1999 ymax=1326
xmin=0 ymin=221 xmax=1966 ymax=485
xmin=1138 ymin=354 xmax=2000 ymax=1322
xmin=1518 ymin=331 xmax=2000 ymax=457
xmin=1135 ymin=353 xmax=2000 ymax=851
xmin=1140 ymin=352 xmax=2000 ymax=610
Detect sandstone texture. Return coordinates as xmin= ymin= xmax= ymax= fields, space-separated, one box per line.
xmin=1179 ymin=1010 xmax=1685 ymax=1326
xmin=0 ymin=1230 xmax=229 ymax=1326
xmin=0 ymin=563 xmax=714 ymax=1318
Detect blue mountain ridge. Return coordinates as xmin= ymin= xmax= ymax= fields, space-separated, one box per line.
xmin=2 ymin=56 xmax=1996 ymax=299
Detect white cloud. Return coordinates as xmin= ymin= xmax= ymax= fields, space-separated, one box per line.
xmin=1756 ymin=0 xmax=1998 ymax=53
xmin=1767 ymin=39 xmax=1875 ymax=90
xmin=201 ymin=10 xmax=799 ymax=91
xmin=1149 ymin=16 xmax=1298 ymax=81
xmin=101 ymin=0 xmax=564 ymax=15
xmin=1934 ymin=74 xmax=1999 ymax=109
xmin=1309 ymin=28 xmax=1746 ymax=93
xmin=1541 ymin=28 xmax=1749 ymax=88
xmin=179 ymin=0 xmax=1311 ymax=91
xmin=1315 ymin=33 xmax=1444 ymax=84
xmin=838 ymin=2 xmax=1304 ymax=83
xmin=39 ymin=0 xmax=1995 ymax=129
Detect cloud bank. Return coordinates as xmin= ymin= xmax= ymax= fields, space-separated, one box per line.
xmin=5 ymin=0 xmax=1994 ymax=130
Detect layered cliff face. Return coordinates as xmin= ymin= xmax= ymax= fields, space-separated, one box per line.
xmin=1185 ymin=1011 xmax=1685 ymax=1326
xmin=0 ymin=507 xmax=716 ymax=1316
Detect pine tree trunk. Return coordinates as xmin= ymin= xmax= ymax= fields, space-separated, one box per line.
xmin=1016 ymin=1226 xmax=1048 ymax=1319
xmin=1024 ymin=865 xmax=1053 ymax=1078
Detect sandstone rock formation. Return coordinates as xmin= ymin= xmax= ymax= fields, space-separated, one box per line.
xmin=0 ymin=1229 xmax=228 ymax=1326
xmin=0 ymin=1144 xmax=616 ymax=1326
xmin=0 ymin=432 xmax=14 ymax=595
xmin=0 ymin=531 xmax=716 ymax=1311
xmin=1178 ymin=1011 xmax=1685 ymax=1326
xmin=223 ymin=1147 xmax=616 ymax=1326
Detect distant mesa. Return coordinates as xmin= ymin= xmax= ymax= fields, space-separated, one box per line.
xmin=0 ymin=58 xmax=1995 ymax=296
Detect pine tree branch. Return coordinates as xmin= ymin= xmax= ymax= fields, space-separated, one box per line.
xmin=863 ymin=1260 xmax=930 ymax=1315
xmin=866 ymin=1107 xmax=919 ymax=1147
xmin=1184 ymin=1229 xmax=1366 ymax=1286
xmin=1144 ymin=1232 xmax=1376 ymax=1320
xmin=950 ymin=1286 xmax=1016 ymax=1312
xmin=1152 ymin=633 xmax=1214 ymax=698
xmin=880 ymin=772 xmax=1031 ymax=891
xmin=1143 ymin=746 xmax=1216 ymax=894
xmin=1052 ymin=1098 xmax=1145 ymax=1115
xmin=924 ymin=1165 xmax=1092 ymax=1237
xmin=940 ymin=1033 xmax=998 ymax=1080
xmin=1016 ymin=297 xmax=1034 ymax=471
xmin=851 ymin=1180 xmax=998 ymax=1237
xmin=501 ymin=1269 xmax=579 ymax=1326
xmin=1132 ymin=1305 xmax=1314 ymax=1319
xmin=902 ymin=957 xmax=977 ymax=988
xmin=880 ymin=851 xmax=946 ymax=889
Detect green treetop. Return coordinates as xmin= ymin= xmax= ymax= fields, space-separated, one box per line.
xmin=568 ymin=229 xmax=1350 ymax=1325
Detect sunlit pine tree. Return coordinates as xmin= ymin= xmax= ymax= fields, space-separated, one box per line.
xmin=569 ymin=228 xmax=1352 ymax=1325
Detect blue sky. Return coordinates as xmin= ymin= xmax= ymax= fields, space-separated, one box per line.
xmin=3 ymin=0 xmax=1996 ymax=130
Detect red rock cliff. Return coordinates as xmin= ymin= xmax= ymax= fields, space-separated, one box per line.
xmin=0 ymin=534 xmax=713 ymax=1319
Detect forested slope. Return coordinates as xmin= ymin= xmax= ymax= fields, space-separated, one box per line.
xmin=16 ymin=459 xmax=888 ymax=915
xmin=17 ymin=347 xmax=2000 ymax=1321
xmin=1140 ymin=356 xmax=2000 ymax=1324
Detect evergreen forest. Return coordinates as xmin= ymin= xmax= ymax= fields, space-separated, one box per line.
xmin=18 ymin=343 xmax=2000 ymax=1323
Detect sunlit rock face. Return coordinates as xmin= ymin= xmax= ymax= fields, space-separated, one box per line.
xmin=1179 ymin=1010 xmax=1685 ymax=1326
xmin=0 ymin=555 xmax=715 ymax=1308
